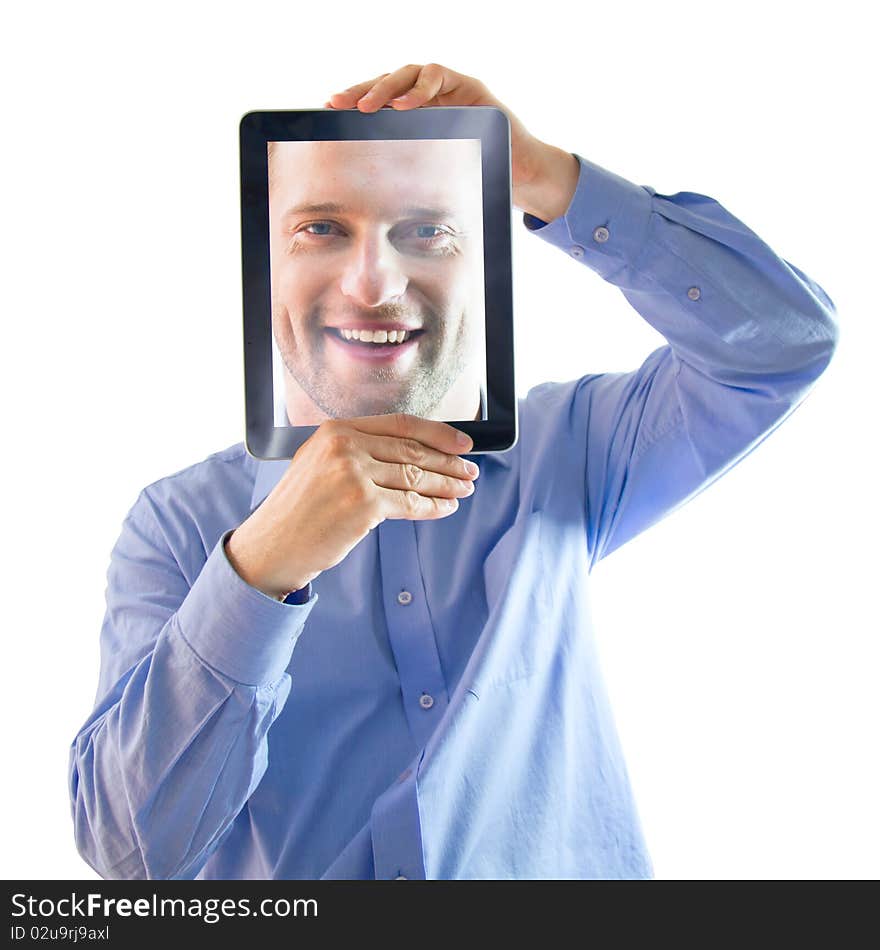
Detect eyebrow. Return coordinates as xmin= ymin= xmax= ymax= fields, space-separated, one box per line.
xmin=281 ymin=201 xmax=458 ymax=220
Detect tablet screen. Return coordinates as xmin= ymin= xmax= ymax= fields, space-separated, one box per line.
xmin=267 ymin=138 xmax=487 ymax=427
xmin=241 ymin=107 xmax=515 ymax=459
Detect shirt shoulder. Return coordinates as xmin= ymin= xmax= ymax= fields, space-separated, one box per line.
xmin=140 ymin=441 xmax=254 ymax=496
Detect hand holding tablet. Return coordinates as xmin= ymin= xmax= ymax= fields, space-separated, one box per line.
xmin=225 ymin=412 xmax=479 ymax=599
xmin=240 ymin=69 xmax=518 ymax=460
xmin=325 ymin=63 xmax=550 ymax=200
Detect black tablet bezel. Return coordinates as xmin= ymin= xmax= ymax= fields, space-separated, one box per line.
xmin=239 ymin=106 xmax=516 ymax=460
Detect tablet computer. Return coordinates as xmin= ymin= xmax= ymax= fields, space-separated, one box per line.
xmin=239 ymin=106 xmax=516 ymax=460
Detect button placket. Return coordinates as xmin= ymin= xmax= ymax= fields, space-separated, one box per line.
xmin=377 ymin=520 xmax=450 ymax=748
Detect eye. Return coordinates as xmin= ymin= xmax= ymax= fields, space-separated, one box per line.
xmin=402 ymin=223 xmax=459 ymax=252
xmin=284 ymin=221 xmax=344 ymax=254
xmin=414 ymin=225 xmax=443 ymax=239
xmin=301 ymin=221 xmax=342 ymax=237
xmin=284 ymin=220 xmax=461 ymax=256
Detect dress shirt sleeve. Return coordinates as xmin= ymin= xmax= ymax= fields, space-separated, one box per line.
xmin=522 ymin=153 xmax=839 ymax=567
xmin=68 ymin=491 xmax=318 ymax=880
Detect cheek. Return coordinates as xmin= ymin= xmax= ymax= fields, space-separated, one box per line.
xmin=417 ymin=259 xmax=471 ymax=304
xmin=274 ymin=260 xmax=327 ymax=312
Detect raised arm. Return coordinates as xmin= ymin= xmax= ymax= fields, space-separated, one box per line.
xmin=520 ymin=153 xmax=839 ymax=566
xmin=324 ymin=63 xmax=839 ymax=565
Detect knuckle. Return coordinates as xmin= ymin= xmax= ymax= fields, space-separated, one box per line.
xmin=318 ymin=418 xmax=343 ymax=440
xmin=404 ymin=439 xmax=426 ymax=467
xmin=404 ymin=489 xmax=422 ymax=513
xmin=402 ymin=462 xmax=423 ymax=489
xmin=323 ymin=426 xmax=352 ymax=453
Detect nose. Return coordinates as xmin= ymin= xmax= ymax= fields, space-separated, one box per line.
xmin=339 ymin=231 xmax=408 ymax=307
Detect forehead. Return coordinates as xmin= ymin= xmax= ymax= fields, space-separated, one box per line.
xmin=270 ymin=139 xmax=481 ymax=208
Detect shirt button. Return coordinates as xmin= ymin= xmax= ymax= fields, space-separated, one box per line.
xmin=687 ymin=286 xmax=701 ymax=300
xmin=419 ymin=693 xmax=434 ymax=709
xmin=569 ymin=244 xmax=584 ymax=258
xmin=397 ymin=590 xmax=412 ymax=605
xmin=593 ymin=225 xmax=610 ymax=243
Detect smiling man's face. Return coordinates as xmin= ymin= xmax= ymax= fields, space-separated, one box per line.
xmin=268 ymin=138 xmax=485 ymax=424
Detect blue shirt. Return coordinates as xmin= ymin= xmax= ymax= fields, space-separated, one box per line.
xmin=68 ymin=154 xmax=839 ymax=880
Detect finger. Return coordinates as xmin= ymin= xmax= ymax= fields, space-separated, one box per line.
xmin=327 ymin=72 xmax=396 ymax=107
xmin=369 ymin=457 xmax=476 ymax=500
xmin=351 ymin=63 xmax=426 ymax=112
xmin=343 ymin=412 xmax=473 ymax=455
xmin=362 ymin=433 xmax=479 ymax=482
xmin=389 ymin=63 xmax=460 ymax=109
xmin=374 ymin=484 xmax=460 ymax=521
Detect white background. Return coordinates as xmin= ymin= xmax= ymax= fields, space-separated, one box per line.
xmin=2 ymin=1 xmax=876 ymax=880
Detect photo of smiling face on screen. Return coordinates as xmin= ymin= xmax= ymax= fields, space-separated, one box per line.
xmin=268 ymin=138 xmax=487 ymax=427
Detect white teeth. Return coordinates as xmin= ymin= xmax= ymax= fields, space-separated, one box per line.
xmin=338 ymin=328 xmax=411 ymax=344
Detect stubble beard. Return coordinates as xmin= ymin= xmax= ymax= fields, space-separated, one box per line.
xmin=275 ymin=310 xmax=471 ymax=421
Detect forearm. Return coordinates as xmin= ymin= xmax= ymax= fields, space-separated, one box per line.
xmin=69 ymin=626 xmax=285 ymax=879
xmin=69 ymin=496 xmax=317 ymax=879
xmin=525 ymin=152 xmax=839 ymax=380
xmin=513 ymin=142 xmax=581 ymax=223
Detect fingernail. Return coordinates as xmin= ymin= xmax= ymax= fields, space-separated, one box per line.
xmin=391 ymin=94 xmax=409 ymax=101
xmin=464 ymin=461 xmax=479 ymax=477
xmin=456 ymin=430 xmax=472 ymax=448
xmin=445 ymin=498 xmax=458 ymax=509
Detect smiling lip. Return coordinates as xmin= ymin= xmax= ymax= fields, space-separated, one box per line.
xmin=325 ymin=327 xmax=423 ymax=362
xmin=325 ymin=322 xmax=423 ymax=332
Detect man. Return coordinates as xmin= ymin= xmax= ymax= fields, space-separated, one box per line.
xmin=267 ymin=138 xmax=488 ymax=426
xmin=68 ymin=64 xmax=839 ymax=880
